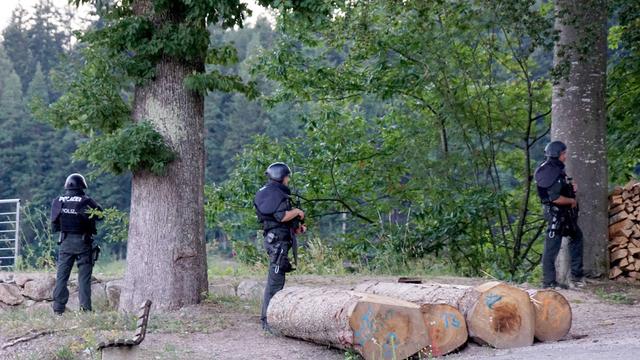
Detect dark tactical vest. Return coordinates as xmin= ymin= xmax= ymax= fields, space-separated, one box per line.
xmin=254 ymin=182 xmax=293 ymax=234
xmin=51 ymin=192 xmax=98 ymax=234
xmin=534 ymin=158 xmax=574 ymax=206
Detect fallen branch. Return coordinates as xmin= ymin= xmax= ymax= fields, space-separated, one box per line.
xmin=1 ymin=326 xmax=78 ymax=350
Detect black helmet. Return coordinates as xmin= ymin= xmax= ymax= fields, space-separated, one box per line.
xmin=544 ymin=141 xmax=567 ymax=158
xmin=64 ymin=173 xmax=88 ymax=190
xmin=265 ymin=162 xmax=291 ymax=182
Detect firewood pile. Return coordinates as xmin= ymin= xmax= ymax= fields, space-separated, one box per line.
xmin=608 ymin=179 xmax=640 ymax=281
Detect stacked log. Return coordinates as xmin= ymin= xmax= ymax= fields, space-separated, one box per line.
xmin=608 ymin=179 xmax=640 ymax=282
xmin=354 ymin=281 xmax=536 ymax=349
xmin=267 ymin=286 xmax=468 ymax=359
xmin=526 ymin=289 xmax=572 ymax=342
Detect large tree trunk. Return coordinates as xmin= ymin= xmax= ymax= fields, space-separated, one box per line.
xmin=119 ymin=1 xmax=208 ymax=312
xmin=551 ymin=0 xmax=609 ymax=279
xmin=354 ymin=281 xmax=535 ymax=349
xmin=267 ymin=287 xmax=468 ymax=358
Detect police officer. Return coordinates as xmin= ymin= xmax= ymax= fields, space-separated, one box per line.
xmin=50 ymin=173 xmax=102 ymax=315
xmin=254 ymin=163 xmax=306 ymax=332
xmin=534 ymin=141 xmax=585 ymax=289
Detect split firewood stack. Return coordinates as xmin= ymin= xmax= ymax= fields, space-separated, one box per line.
xmin=608 ymin=179 xmax=640 ymax=282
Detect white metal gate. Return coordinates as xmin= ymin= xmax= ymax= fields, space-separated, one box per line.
xmin=0 ymin=199 xmax=20 ymax=270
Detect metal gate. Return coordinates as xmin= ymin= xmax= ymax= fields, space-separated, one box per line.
xmin=0 ymin=199 xmax=20 ymax=270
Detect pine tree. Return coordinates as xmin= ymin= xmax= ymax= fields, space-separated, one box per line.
xmin=26 ymin=63 xmax=50 ymax=103
xmin=2 ymin=6 xmax=34 ymax=93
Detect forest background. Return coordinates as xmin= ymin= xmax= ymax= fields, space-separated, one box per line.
xmin=0 ymin=0 xmax=638 ymax=282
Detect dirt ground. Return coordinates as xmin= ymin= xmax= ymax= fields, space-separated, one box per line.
xmin=1 ymin=275 xmax=639 ymax=360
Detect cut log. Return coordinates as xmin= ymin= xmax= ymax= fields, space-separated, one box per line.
xmin=622 ymin=191 xmax=632 ymax=201
xmin=526 ymin=289 xmax=571 ymax=342
xmin=611 ymin=249 xmax=629 ymax=262
xmin=630 ymin=247 xmax=640 ymax=256
xmin=619 ymin=257 xmax=629 ymax=268
xmin=609 ymin=220 xmax=633 ymax=238
xmin=609 ymin=211 xmax=629 ymax=225
xmin=266 ymin=287 xmax=467 ymax=359
xmin=633 ymin=195 xmax=640 ymax=202
xmin=354 ymin=281 xmax=535 ymax=349
xmin=628 ymin=255 xmax=636 ymax=264
xmin=608 ymin=237 xmax=629 ymax=248
xmin=635 ymin=262 xmax=640 ymax=272
xmin=629 ymin=272 xmax=640 ymax=280
xmin=624 ymin=262 xmax=636 ymax=271
xmin=609 ymin=267 xmax=623 ymax=279
xmin=608 ymin=204 xmax=626 ymax=216
xmin=610 ymin=195 xmax=623 ymax=206
xmin=611 ymin=186 xmax=624 ymax=196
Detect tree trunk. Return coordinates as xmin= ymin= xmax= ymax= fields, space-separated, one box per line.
xmin=526 ymin=289 xmax=572 ymax=342
xmin=554 ymin=237 xmax=571 ymax=286
xmin=119 ymin=1 xmax=208 ymax=311
xmin=267 ymin=286 xmax=468 ymax=359
xmin=354 ymin=281 xmax=535 ymax=349
xmin=551 ymin=0 xmax=609 ymax=279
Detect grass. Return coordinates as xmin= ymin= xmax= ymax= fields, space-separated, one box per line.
xmin=92 ymin=259 xmax=126 ymax=278
xmin=0 ymin=293 xmax=262 ymax=359
xmin=593 ymin=287 xmax=636 ymax=305
xmin=591 ymin=281 xmax=640 ymax=305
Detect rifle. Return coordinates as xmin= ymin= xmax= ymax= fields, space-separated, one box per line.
xmin=565 ymin=177 xmax=580 ymax=235
xmin=289 ymin=190 xmax=305 ymax=268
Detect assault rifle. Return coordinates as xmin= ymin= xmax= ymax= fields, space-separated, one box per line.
xmin=289 ymin=191 xmax=305 ymax=268
xmin=564 ymin=177 xmax=580 ymax=236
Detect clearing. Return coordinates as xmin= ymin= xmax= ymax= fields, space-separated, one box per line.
xmin=1 ymin=275 xmax=639 ymax=359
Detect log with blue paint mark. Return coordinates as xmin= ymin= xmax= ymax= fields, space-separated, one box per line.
xmin=354 ymin=281 xmax=538 ymax=349
xmin=266 ymin=286 xmax=468 ymax=359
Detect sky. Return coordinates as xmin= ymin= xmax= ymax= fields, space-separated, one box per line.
xmin=0 ymin=0 xmax=272 ymax=33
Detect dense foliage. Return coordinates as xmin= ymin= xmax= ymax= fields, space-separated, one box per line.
xmin=0 ymin=0 xmax=638 ymax=278
xmin=205 ymin=0 xmax=639 ymax=280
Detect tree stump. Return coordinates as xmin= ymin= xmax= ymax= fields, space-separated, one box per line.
xmin=354 ymin=281 xmax=535 ymax=349
xmin=526 ymin=289 xmax=572 ymax=342
xmin=267 ymin=286 xmax=467 ymax=359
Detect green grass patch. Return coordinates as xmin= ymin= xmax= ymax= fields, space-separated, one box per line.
xmin=93 ymin=259 xmax=126 ymax=278
xmin=594 ymin=288 xmax=635 ymax=305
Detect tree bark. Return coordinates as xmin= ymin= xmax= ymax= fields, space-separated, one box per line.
xmin=551 ymin=0 xmax=609 ymax=279
xmin=267 ymin=286 xmax=468 ymax=359
xmin=119 ymin=1 xmax=208 ymax=311
xmin=354 ymin=281 xmax=535 ymax=349
xmin=526 ymin=289 xmax=572 ymax=342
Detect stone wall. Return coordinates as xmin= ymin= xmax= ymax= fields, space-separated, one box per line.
xmin=0 ymin=272 xmax=122 ymax=312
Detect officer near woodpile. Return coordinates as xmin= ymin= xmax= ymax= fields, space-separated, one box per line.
xmin=534 ymin=141 xmax=586 ymax=289
xmin=254 ymin=163 xmax=306 ymax=332
xmin=50 ymin=173 xmax=103 ymax=315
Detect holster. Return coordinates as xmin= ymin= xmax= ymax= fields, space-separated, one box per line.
xmin=92 ymin=245 xmax=101 ymax=265
xmin=265 ymin=233 xmax=293 ymax=274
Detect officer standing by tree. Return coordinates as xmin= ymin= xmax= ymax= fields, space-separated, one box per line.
xmin=534 ymin=141 xmax=586 ymax=289
xmin=254 ymin=163 xmax=306 ymax=332
xmin=50 ymin=173 xmax=103 ymax=315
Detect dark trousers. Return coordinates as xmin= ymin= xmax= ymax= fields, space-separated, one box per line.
xmin=261 ymin=262 xmax=286 ymax=325
xmin=53 ymin=233 xmax=93 ymax=313
xmin=542 ymin=225 xmax=584 ymax=286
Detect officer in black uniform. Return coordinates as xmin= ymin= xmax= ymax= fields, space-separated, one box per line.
xmin=51 ymin=173 xmax=103 ymax=314
xmin=534 ymin=141 xmax=584 ymax=289
xmin=254 ymin=163 xmax=306 ymax=332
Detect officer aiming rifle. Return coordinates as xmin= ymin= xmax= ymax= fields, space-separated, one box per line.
xmin=254 ymin=162 xmax=306 ymax=332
